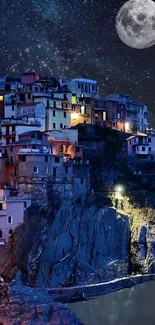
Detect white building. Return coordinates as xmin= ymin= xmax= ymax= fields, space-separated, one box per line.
xmin=16 ymin=102 xmax=46 ymax=131
xmin=64 ymin=78 xmax=99 ymax=102
xmin=127 ymin=134 xmax=149 ymax=157
xmin=45 ymin=98 xmax=71 ymax=131
xmin=1 ymin=119 xmax=42 ymax=146
xmin=0 ymin=189 xmax=31 ymax=243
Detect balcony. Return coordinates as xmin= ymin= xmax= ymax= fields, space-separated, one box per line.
xmin=1 ymin=119 xmax=41 ymax=126
xmin=19 ymin=148 xmax=50 ymax=154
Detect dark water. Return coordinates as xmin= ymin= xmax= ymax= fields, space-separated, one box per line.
xmin=68 ymin=281 xmax=155 ymax=325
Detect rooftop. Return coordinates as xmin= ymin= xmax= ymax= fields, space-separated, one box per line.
xmin=68 ymin=78 xmax=97 ymax=84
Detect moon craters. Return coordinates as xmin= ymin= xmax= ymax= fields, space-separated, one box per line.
xmin=115 ymin=0 xmax=155 ymax=49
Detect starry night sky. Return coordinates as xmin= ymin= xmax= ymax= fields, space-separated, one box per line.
xmin=0 ymin=0 xmax=155 ymax=125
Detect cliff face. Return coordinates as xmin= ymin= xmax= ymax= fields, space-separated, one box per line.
xmin=131 ymin=220 xmax=155 ymax=274
xmin=13 ymin=203 xmax=130 ymax=287
xmin=2 ymin=201 xmax=155 ymax=288
xmin=36 ymin=205 xmax=130 ymax=286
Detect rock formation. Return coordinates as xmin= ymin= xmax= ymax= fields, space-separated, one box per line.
xmin=0 ymin=281 xmax=83 ymax=325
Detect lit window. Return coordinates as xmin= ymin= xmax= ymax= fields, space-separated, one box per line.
xmin=0 ymin=96 xmax=3 ymax=101
xmin=103 ymin=111 xmax=106 ymax=121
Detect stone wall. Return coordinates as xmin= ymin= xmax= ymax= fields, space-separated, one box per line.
xmin=17 ymin=165 xmax=90 ymax=204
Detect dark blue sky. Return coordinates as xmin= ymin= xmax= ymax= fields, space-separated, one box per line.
xmin=0 ymin=0 xmax=155 ymax=124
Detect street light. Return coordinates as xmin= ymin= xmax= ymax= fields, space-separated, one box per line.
xmin=115 ymin=185 xmax=124 ymax=199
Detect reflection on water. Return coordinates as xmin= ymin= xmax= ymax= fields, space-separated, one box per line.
xmin=68 ymin=281 xmax=155 ymax=325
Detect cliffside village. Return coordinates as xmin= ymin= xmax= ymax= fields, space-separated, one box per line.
xmin=0 ymin=72 xmax=154 ymax=243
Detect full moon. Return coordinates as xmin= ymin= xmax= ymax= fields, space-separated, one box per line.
xmin=115 ymin=0 xmax=155 ymax=49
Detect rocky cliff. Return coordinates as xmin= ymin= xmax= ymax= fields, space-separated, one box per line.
xmin=11 ymin=203 xmax=130 ymax=287
xmin=0 ymin=282 xmax=83 ymax=325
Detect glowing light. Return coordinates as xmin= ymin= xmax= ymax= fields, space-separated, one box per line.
xmin=125 ymin=122 xmax=130 ymax=132
xmin=0 ymin=96 xmax=3 ymax=101
xmin=71 ymin=112 xmax=78 ymax=120
xmin=115 ymin=185 xmax=124 ymax=199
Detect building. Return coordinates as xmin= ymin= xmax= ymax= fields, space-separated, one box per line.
xmin=1 ymin=119 xmax=41 ymax=146
xmin=45 ymin=97 xmax=71 ymax=130
xmin=106 ymin=94 xmax=149 ymax=133
xmin=127 ymin=134 xmax=149 ymax=157
xmin=0 ymin=188 xmax=31 ymax=243
xmin=90 ymin=98 xmax=107 ymax=126
xmin=65 ymin=78 xmax=99 ymax=101
xmin=6 ymin=130 xmax=52 ymax=187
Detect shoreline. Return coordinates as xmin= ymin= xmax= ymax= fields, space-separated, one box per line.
xmin=46 ymin=273 xmax=155 ymax=303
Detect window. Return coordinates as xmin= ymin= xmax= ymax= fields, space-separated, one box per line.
xmin=8 ymin=216 xmax=13 ymax=224
xmin=45 ymin=156 xmax=48 ymax=162
xmin=81 ymin=178 xmax=84 ymax=184
xmin=10 ymin=146 xmax=13 ymax=152
xmin=12 ymin=137 xmax=15 ymax=143
xmin=149 ymin=147 xmax=151 ymax=152
xmin=0 ymin=230 xmax=2 ymax=238
xmin=53 ymin=167 xmax=57 ymax=176
xmin=148 ymin=138 xmax=151 ymax=143
xmin=28 ymin=93 xmax=31 ymax=99
xmin=53 ymin=110 xmax=55 ymax=117
xmin=10 ymin=156 xmax=13 ymax=164
xmin=12 ymin=105 xmax=14 ymax=111
xmin=65 ymin=166 xmax=68 ymax=174
xmin=142 ymin=146 xmax=145 ymax=151
xmin=24 ymin=202 xmax=27 ymax=209
xmin=21 ymin=155 xmax=26 ymax=162
xmin=33 ymin=166 xmax=38 ymax=173
xmin=55 ymin=156 xmax=60 ymax=163
xmin=53 ymin=122 xmax=56 ymax=129
xmin=64 ymin=125 xmax=66 ymax=129
xmin=0 ymin=203 xmax=3 ymax=211
xmin=103 ymin=111 xmax=106 ymax=121
xmin=32 ymin=144 xmax=37 ymax=149
xmin=45 ymin=166 xmax=48 ymax=173
xmin=60 ymin=123 xmax=63 ymax=128
xmin=14 ymin=167 xmax=16 ymax=176
xmin=76 ymin=147 xmax=80 ymax=153
xmin=64 ymin=112 xmax=66 ymax=118
xmin=23 ymin=145 xmax=27 ymax=149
